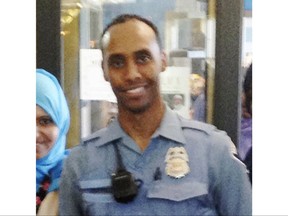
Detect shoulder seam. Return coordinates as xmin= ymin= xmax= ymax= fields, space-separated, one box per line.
xmin=178 ymin=116 xmax=216 ymax=135
xmin=81 ymin=128 xmax=107 ymax=145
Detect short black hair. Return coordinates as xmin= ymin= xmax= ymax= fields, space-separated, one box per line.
xmin=243 ymin=63 xmax=252 ymax=116
xmin=100 ymin=14 xmax=162 ymax=50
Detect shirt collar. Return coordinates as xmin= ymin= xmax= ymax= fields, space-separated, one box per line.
xmin=96 ymin=120 xmax=124 ymax=145
xmin=94 ymin=106 xmax=187 ymax=148
xmin=152 ymin=106 xmax=186 ymax=144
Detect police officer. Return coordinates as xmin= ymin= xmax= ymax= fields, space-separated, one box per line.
xmin=59 ymin=14 xmax=252 ymax=216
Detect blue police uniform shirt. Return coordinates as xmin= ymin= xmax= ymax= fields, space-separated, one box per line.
xmin=60 ymin=107 xmax=252 ymax=216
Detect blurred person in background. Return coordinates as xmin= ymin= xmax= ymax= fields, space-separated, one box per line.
xmin=172 ymin=94 xmax=189 ymax=119
xmin=190 ymin=73 xmax=206 ymax=122
xmin=36 ymin=69 xmax=70 ymax=215
xmin=101 ymin=100 xmax=119 ymax=127
xmin=238 ymin=63 xmax=252 ymax=183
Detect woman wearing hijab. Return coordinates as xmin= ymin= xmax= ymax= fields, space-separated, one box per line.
xmin=36 ymin=69 xmax=70 ymax=215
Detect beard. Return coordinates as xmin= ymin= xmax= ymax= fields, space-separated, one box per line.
xmin=116 ymin=94 xmax=154 ymax=114
xmin=115 ymin=85 xmax=161 ymax=114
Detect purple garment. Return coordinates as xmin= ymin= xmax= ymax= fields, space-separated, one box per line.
xmin=191 ymin=93 xmax=206 ymax=122
xmin=238 ymin=117 xmax=252 ymax=160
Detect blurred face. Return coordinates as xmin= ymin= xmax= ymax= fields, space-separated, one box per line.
xmin=101 ymin=101 xmax=118 ymax=127
xmin=173 ymin=98 xmax=182 ymax=106
xmin=102 ymin=19 xmax=167 ymax=113
xmin=190 ymin=75 xmax=205 ymax=96
xmin=36 ymin=105 xmax=59 ymax=159
xmin=241 ymin=93 xmax=252 ymax=118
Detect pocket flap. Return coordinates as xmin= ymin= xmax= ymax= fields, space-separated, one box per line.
xmin=147 ymin=181 xmax=208 ymax=202
xmin=79 ymin=179 xmax=113 ymax=203
xmin=79 ymin=178 xmax=111 ymax=189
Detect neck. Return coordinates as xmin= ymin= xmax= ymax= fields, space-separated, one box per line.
xmin=118 ymin=100 xmax=165 ymax=151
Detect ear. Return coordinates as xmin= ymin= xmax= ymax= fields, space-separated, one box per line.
xmin=160 ymin=51 xmax=167 ymax=72
xmin=102 ymin=60 xmax=110 ymax=82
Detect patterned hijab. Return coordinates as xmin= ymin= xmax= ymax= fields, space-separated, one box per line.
xmin=36 ymin=69 xmax=70 ymax=192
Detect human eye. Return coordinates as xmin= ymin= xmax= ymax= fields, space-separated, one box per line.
xmin=39 ymin=116 xmax=54 ymax=126
xmin=108 ymin=55 xmax=125 ymax=69
xmin=135 ymin=51 xmax=152 ymax=64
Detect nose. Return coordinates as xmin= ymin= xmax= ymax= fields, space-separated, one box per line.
xmin=126 ymin=61 xmax=141 ymax=81
xmin=36 ymin=125 xmax=41 ymax=142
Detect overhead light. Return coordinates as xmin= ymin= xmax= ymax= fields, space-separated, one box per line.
xmin=76 ymin=3 xmax=83 ymax=8
xmin=61 ymin=31 xmax=70 ymax=36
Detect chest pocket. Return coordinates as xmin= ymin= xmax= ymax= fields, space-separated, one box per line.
xmin=79 ymin=178 xmax=114 ymax=203
xmin=146 ymin=179 xmax=217 ymax=216
xmin=147 ymin=180 xmax=208 ymax=201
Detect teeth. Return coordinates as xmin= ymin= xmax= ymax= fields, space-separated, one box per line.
xmin=127 ymin=87 xmax=144 ymax=94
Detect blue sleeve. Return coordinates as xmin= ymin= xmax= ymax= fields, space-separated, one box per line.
xmin=48 ymin=150 xmax=70 ymax=192
xmin=209 ymin=131 xmax=252 ymax=215
xmin=59 ymin=147 xmax=84 ymax=216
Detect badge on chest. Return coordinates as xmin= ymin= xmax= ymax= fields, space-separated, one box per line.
xmin=165 ymin=147 xmax=190 ymax=179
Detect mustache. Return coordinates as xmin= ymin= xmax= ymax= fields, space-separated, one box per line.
xmin=117 ymin=82 xmax=147 ymax=92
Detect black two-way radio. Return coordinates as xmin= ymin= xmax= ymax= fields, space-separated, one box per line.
xmin=111 ymin=142 xmax=138 ymax=203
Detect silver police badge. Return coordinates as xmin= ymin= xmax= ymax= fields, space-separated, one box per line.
xmin=165 ymin=147 xmax=190 ymax=178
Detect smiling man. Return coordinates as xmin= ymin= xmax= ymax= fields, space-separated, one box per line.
xmin=60 ymin=14 xmax=252 ymax=216
xmin=100 ymin=15 xmax=167 ymax=151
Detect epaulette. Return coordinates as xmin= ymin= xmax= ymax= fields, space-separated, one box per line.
xmin=178 ymin=116 xmax=217 ymax=136
xmin=80 ymin=127 xmax=107 ymax=146
xmin=179 ymin=116 xmax=237 ymax=155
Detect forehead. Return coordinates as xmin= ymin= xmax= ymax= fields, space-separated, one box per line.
xmin=103 ymin=19 xmax=158 ymax=54
xmin=36 ymin=105 xmax=48 ymax=116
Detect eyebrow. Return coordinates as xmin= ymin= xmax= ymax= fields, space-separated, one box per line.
xmin=106 ymin=48 xmax=153 ymax=62
xmin=134 ymin=49 xmax=152 ymax=56
xmin=37 ymin=115 xmax=51 ymax=119
xmin=107 ymin=53 xmax=125 ymax=60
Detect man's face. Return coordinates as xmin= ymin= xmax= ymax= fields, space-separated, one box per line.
xmin=190 ymin=75 xmax=205 ymax=96
xmin=102 ymin=19 xmax=167 ymax=113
